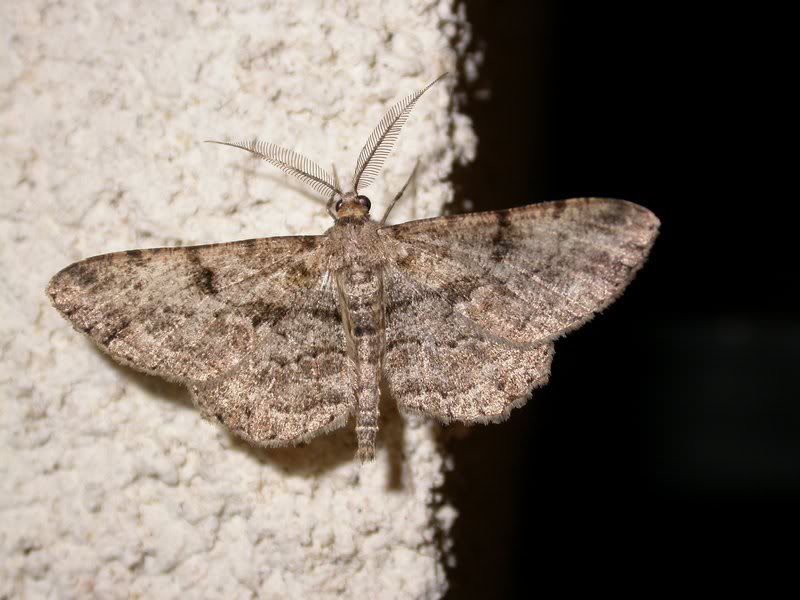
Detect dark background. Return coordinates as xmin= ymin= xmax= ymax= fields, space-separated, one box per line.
xmin=446 ymin=1 xmax=797 ymax=596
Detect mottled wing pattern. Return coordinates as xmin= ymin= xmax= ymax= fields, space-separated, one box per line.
xmin=382 ymin=198 xmax=659 ymax=346
xmin=48 ymin=236 xmax=355 ymax=446
xmin=383 ymin=264 xmax=553 ymax=422
xmin=189 ymin=274 xmax=355 ymax=447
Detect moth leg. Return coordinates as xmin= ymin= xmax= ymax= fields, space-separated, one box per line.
xmin=380 ymin=160 xmax=419 ymax=227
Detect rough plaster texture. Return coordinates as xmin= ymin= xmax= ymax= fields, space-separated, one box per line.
xmin=1 ymin=1 xmax=477 ymax=597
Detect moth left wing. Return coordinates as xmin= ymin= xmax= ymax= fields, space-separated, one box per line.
xmin=47 ymin=235 xmax=336 ymax=383
xmin=188 ymin=326 xmax=356 ymax=447
xmin=380 ymin=198 xmax=659 ymax=346
xmin=49 ymin=235 xmax=358 ymax=446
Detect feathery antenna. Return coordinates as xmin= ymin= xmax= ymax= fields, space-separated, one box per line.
xmin=352 ymin=73 xmax=447 ymax=193
xmin=205 ymin=139 xmax=342 ymax=197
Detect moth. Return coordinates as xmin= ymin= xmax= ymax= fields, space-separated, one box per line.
xmin=47 ymin=74 xmax=659 ymax=462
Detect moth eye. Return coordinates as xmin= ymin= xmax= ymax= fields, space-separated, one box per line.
xmin=335 ymin=199 xmax=343 ymax=211
xmin=356 ymin=195 xmax=371 ymax=210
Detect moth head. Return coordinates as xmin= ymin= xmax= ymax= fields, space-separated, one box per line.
xmin=335 ymin=191 xmax=371 ymax=218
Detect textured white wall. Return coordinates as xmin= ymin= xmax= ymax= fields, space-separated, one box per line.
xmin=1 ymin=1 xmax=477 ymax=597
